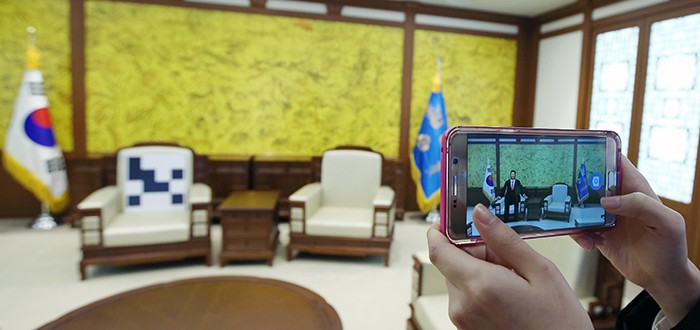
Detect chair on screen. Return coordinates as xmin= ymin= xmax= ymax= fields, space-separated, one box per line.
xmin=543 ymin=182 xmax=572 ymax=221
xmin=493 ymin=194 xmax=527 ymax=221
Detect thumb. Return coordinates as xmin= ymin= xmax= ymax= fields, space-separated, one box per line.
xmin=472 ymin=204 xmax=548 ymax=278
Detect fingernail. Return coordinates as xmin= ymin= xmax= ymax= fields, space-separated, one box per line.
xmin=473 ymin=204 xmax=495 ymax=226
xmin=601 ymin=196 xmax=621 ymax=209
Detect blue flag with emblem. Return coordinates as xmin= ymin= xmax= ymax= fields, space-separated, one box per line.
xmin=410 ymin=70 xmax=448 ymax=214
xmin=576 ymin=162 xmax=589 ymax=204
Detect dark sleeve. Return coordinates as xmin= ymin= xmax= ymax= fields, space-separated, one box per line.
xmin=616 ymin=290 xmax=700 ymax=330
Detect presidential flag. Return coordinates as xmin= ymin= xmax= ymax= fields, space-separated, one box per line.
xmin=410 ymin=74 xmax=448 ymax=213
xmin=3 ymin=36 xmax=69 ymax=213
xmin=482 ymin=164 xmax=495 ymax=203
xmin=576 ymin=162 xmax=589 ymax=204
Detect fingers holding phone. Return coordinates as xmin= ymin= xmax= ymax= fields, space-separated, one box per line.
xmin=428 ymin=205 xmax=593 ymax=330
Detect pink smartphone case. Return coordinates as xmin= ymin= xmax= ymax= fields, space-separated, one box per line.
xmin=438 ymin=125 xmax=621 ymax=244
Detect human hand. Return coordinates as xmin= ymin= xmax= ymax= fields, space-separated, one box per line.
xmin=427 ymin=204 xmax=592 ymax=330
xmin=572 ymin=155 xmax=700 ymax=325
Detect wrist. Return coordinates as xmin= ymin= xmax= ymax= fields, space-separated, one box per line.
xmin=646 ymin=260 xmax=700 ymax=325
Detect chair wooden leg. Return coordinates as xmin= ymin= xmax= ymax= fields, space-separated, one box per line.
xmin=80 ymin=262 xmax=87 ymax=281
xmin=286 ymin=246 xmax=294 ymax=261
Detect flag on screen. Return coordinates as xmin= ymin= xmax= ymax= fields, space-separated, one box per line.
xmin=2 ymin=37 xmax=69 ymax=213
xmin=482 ymin=164 xmax=495 ymax=203
xmin=576 ymin=162 xmax=589 ymax=204
xmin=410 ymin=73 xmax=448 ymax=213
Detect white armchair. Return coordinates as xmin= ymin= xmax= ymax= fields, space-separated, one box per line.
xmin=77 ymin=144 xmax=212 ymax=280
xmin=287 ymin=147 xmax=395 ymax=266
xmin=543 ymin=182 xmax=572 ymax=220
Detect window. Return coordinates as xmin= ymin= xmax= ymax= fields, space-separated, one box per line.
xmin=588 ymin=27 xmax=639 ymax=156
xmin=589 ymin=12 xmax=700 ymax=204
xmin=636 ymin=13 xmax=700 ymax=203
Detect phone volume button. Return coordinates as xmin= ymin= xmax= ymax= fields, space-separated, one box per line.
xmin=453 ymin=176 xmax=458 ymax=196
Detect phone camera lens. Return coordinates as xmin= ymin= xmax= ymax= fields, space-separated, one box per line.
xmin=452 ymin=158 xmax=458 ymax=164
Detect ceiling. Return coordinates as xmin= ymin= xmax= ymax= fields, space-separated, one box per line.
xmin=390 ymin=0 xmax=579 ymax=17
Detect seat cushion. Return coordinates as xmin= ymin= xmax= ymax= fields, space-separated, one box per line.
xmin=103 ymin=211 xmax=190 ymax=247
xmin=306 ymin=206 xmax=373 ymax=238
xmin=413 ymin=294 xmax=453 ymax=330
xmin=548 ymin=201 xmax=568 ymax=213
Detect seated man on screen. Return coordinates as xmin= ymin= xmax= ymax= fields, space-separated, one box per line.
xmin=496 ymin=170 xmax=525 ymax=222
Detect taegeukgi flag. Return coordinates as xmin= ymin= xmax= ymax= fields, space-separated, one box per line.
xmin=3 ymin=39 xmax=69 ymax=213
xmin=482 ymin=164 xmax=495 ymax=203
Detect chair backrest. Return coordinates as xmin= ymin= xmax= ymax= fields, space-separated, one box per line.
xmin=551 ymin=183 xmax=569 ymax=203
xmin=320 ymin=149 xmax=382 ymax=208
xmin=527 ymin=236 xmax=598 ymax=297
xmin=117 ymin=145 xmax=193 ymax=213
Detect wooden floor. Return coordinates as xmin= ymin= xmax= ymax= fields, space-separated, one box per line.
xmin=38 ymin=276 xmax=342 ymax=330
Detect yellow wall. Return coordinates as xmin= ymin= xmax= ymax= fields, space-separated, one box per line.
xmin=411 ymin=30 xmax=517 ymax=145
xmin=86 ymin=1 xmax=403 ymax=156
xmin=1 ymin=0 xmax=518 ymax=158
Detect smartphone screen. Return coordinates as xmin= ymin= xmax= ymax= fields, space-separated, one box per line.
xmin=441 ymin=126 xmax=621 ymax=245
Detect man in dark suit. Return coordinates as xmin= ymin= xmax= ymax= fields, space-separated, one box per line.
xmin=496 ymin=170 xmax=524 ymax=222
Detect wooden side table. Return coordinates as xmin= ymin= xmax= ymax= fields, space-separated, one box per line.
xmin=218 ymin=190 xmax=280 ymax=266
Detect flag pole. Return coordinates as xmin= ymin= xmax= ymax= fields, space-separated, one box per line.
xmin=424 ymin=55 xmax=443 ymax=223
xmin=32 ymin=203 xmax=57 ymax=230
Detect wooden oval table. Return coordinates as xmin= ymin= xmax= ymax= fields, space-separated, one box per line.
xmin=39 ymin=276 xmax=342 ymax=330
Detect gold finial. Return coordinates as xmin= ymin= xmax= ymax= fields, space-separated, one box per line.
xmin=431 ymin=56 xmax=442 ymax=92
xmin=26 ymin=26 xmax=39 ymax=69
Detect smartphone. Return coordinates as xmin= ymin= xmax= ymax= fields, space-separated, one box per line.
xmin=440 ymin=126 xmax=621 ymax=245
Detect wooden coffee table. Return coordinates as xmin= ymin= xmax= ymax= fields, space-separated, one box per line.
xmin=218 ymin=190 xmax=280 ymax=266
xmin=39 ymin=276 xmax=342 ymax=330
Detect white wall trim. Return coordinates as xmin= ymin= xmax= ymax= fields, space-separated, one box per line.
xmin=541 ymin=14 xmax=584 ymax=34
xmin=341 ymin=6 xmax=405 ymax=22
xmin=415 ymin=14 xmax=519 ymax=35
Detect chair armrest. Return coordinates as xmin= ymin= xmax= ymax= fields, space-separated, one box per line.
xmin=188 ymin=183 xmax=211 ymax=238
xmin=373 ymin=186 xmax=395 ymax=207
xmin=373 ymin=186 xmax=395 ymax=237
xmin=77 ymin=186 xmax=120 ymax=225
xmin=77 ymin=186 xmax=119 ymax=246
xmin=189 ymin=183 xmax=212 ymax=205
xmin=289 ymin=183 xmax=322 ymax=233
xmin=412 ymin=252 xmax=448 ymax=302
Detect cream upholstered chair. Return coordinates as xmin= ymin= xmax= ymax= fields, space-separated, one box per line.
xmin=543 ymin=182 xmax=572 ymax=220
xmin=287 ymin=147 xmax=395 ymax=266
xmin=408 ymin=236 xmax=618 ymax=330
xmin=77 ymin=144 xmax=212 ymax=280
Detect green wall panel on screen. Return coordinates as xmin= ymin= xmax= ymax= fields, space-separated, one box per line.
xmin=467 ymin=143 xmax=496 ymax=187
xmin=0 ymin=0 xmax=73 ymax=151
xmin=85 ymin=1 xmax=403 ymax=156
xmin=499 ymin=144 xmax=573 ymax=187
xmin=410 ymin=30 xmax=517 ymax=146
xmin=466 ymin=142 xmax=608 ymax=189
